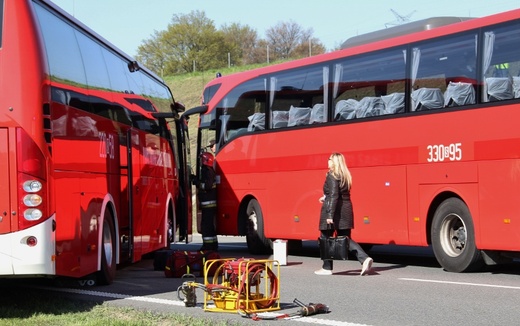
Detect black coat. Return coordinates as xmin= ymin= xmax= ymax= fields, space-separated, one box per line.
xmin=198 ymin=165 xmax=216 ymax=203
xmin=319 ymin=172 xmax=354 ymax=231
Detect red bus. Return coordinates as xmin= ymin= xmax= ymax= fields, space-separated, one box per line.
xmin=186 ymin=9 xmax=520 ymax=272
xmin=0 ymin=0 xmax=192 ymax=284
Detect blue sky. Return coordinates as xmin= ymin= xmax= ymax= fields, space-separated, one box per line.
xmin=51 ymin=0 xmax=519 ymax=58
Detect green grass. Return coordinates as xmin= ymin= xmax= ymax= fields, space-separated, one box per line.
xmin=0 ymin=287 xmax=242 ymax=326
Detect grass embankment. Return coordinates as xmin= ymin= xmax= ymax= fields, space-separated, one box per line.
xmin=0 ymin=286 xmax=241 ymax=326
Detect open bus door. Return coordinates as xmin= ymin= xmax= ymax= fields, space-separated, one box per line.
xmin=180 ymin=105 xmax=210 ymax=236
xmin=153 ymin=104 xmax=194 ymax=245
xmin=174 ymin=115 xmax=193 ymax=243
xmin=118 ymin=128 xmax=139 ymax=263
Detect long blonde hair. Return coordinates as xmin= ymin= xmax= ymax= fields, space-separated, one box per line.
xmin=329 ymin=152 xmax=352 ymax=189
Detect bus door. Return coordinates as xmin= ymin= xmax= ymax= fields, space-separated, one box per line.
xmin=175 ymin=117 xmax=193 ymax=243
xmin=0 ymin=128 xmax=10 ymax=236
xmin=118 ymin=128 xmax=141 ymax=263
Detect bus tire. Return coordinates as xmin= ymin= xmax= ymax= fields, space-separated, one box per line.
xmin=246 ymin=199 xmax=272 ymax=254
xmin=431 ymin=198 xmax=484 ymax=272
xmin=97 ymin=211 xmax=117 ymax=285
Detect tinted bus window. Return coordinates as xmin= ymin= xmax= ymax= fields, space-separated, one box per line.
xmin=217 ymin=78 xmax=266 ymax=143
xmin=203 ymin=84 xmax=221 ymax=104
xmin=33 ymin=4 xmax=87 ymax=86
xmin=333 ymin=48 xmax=407 ymax=119
xmin=481 ymin=21 xmax=520 ymax=102
xmin=269 ymin=65 xmax=327 ymax=128
xmin=140 ymin=74 xmax=172 ymax=113
xmin=75 ymin=30 xmax=112 ymax=90
xmin=102 ymin=49 xmax=131 ymax=93
xmin=411 ymin=32 xmax=477 ymax=110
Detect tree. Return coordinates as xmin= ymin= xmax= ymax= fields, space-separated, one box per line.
xmin=291 ymin=36 xmax=327 ymax=59
xmin=265 ymin=21 xmax=325 ymax=61
xmin=136 ymin=11 xmax=329 ymax=75
xmin=136 ymin=10 xmax=230 ymax=75
xmin=220 ymin=23 xmax=259 ymax=65
xmin=135 ymin=30 xmax=169 ymax=76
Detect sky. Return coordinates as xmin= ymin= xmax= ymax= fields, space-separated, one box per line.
xmin=51 ymin=0 xmax=519 ymax=58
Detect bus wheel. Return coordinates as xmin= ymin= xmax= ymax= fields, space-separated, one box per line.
xmin=97 ymin=211 xmax=116 ymax=285
xmin=246 ymin=199 xmax=272 ymax=254
xmin=431 ymin=198 xmax=483 ymax=272
xmin=167 ymin=204 xmax=175 ymax=246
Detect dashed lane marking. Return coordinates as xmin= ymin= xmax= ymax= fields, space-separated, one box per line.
xmin=400 ymin=277 xmax=520 ymax=290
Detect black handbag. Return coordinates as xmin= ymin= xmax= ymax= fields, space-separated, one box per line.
xmin=318 ymin=234 xmax=349 ymax=260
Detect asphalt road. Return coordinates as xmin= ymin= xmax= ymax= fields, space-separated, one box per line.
xmin=12 ymin=235 xmax=520 ymax=325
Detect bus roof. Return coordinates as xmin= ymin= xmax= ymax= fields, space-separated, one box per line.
xmin=340 ymin=17 xmax=474 ymax=49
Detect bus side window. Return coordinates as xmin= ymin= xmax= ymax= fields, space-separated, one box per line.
xmin=333 ymin=48 xmax=406 ymax=117
xmin=411 ymin=31 xmax=477 ymax=109
xmin=480 ymin=21 xmax=520 ymax=102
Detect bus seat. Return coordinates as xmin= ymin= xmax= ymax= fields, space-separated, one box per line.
xmin=334 ymin=99 xmax=358 ymax=120
xmin=272 ymin=111 xmax=289 ymax=128
xmin=356 ymin=97 xmax=384 ymax=118
xmin=288 ymin=106 xmax=312 ymax=126
xmin=444 ymin=82 xmax=475 ymax=107
xmin=309 ymin=103 xmax=326 ymax=124
xmin=512 ymin=77 xmax=520 ymax=98
xmin=247 ymin=112 xmax=265 ymax=131
xmin=486 ymin=77 xmax=513 ymax=101
xmin=381 ymin=92 xmax=405 ymax=114
xmin=411 ymin=88 xmax=444 ymax=111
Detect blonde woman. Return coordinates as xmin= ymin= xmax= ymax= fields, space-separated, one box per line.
xmin=315 ymin=152 xmax=373 ymax=276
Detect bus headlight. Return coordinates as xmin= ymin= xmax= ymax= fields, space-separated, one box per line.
xmin=23 ymin=194 xmax=43 ymax=207
xmin=23 ymin=180 xmax=43 ymax=193
xmin=24 ymin=209 xmax=43 ymax=221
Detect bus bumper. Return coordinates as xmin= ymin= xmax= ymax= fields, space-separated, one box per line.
xmin=0 ymin=216 xmax=56 ymax=276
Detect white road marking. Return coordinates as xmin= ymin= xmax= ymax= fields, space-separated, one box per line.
xmin=400 ymin=278 xmax=520 ymax=290
xmin=38 ymin=286 xmax=371 ymax=326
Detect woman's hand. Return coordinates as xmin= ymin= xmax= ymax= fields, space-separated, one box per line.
xmin=326 ymin=218 xmax=333 ymax=224
xmin=319 ymin=195 xmax=325 ymax=203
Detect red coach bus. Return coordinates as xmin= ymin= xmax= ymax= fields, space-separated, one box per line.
xmin=0 ymin=0 xmax=192 ymax=284
xmin=186 ymin=9 xmax=520 ymax=272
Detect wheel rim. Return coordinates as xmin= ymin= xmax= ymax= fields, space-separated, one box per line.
xmin=103 ymin=220 xmax=114 ymax=267
xmin=439 ymin=213 xmax=467 ymax=257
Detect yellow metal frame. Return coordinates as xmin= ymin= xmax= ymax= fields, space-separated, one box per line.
xmin=202 ymin=258 xmax=280 ymax=313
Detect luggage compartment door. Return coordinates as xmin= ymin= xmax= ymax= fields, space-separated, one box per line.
xmin=0 ymin=128 xmax=11 ymax=235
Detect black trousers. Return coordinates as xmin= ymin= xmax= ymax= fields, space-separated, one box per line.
xmin=320 ymin=229 xmax=369 ymax=271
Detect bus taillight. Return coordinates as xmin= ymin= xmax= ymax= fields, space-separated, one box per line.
xmin=17 ymin=128 xmax=48 ymax=230
xmin=25 ymin=236 xmax=38 ymax=247
xmin=19 ymin=176 xmax=46 ymax=228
